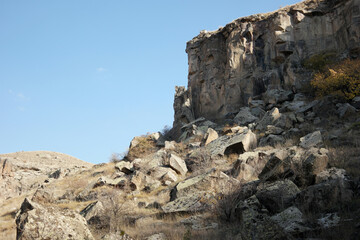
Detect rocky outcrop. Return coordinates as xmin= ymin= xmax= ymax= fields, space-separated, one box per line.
xmin=173 ymin=0 xmax=360 ymax=124
xmin=16 ymin=198 xmax=94 ymax=240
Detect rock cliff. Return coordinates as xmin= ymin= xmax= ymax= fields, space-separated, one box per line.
xmin=174 ymin=0 xmax=360 ymax=125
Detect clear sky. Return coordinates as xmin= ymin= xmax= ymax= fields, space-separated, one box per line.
xmin=1 ymin=0 xmax=300 ymax=164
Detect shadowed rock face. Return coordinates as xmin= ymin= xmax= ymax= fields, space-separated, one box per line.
xmin=174 ymin=0 xmax=360 ymax=123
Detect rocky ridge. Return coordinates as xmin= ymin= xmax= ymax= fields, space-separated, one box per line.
xmin=174 ymin=0 xmax=360 ymax=126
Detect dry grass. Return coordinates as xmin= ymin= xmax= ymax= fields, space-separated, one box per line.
xmin=127 ymin=135 xmax=159 ymax=161
xmin=327 ymin=144 xmax=360 ymax=177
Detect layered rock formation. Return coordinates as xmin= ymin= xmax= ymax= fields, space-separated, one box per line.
xmin=174 ymin=0 xmax=360 ymax=124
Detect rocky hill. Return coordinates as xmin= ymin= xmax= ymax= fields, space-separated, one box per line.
xmin=2 ymin=0 xmax=360 ymax=239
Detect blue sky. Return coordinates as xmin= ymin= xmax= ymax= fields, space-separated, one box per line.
xmin=1 ymin=0 xmax=300 ymax=164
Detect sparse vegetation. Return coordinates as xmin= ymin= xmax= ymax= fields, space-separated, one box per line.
xmin=311 ymin=59 xmax=360 ymax=100
xmin=126 ymin=135 xmax=158 ymax=161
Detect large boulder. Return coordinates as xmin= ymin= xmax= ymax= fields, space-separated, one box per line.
xmin=16 ymin=198 xmax=94 ymax=240
xmin=206 ymin=130 xmax=257 ymax=157
xmin=235 ymin=195 xmax=289 ymax=240
xmin=295 ymin=178 xmax=354 ymax=213
xmin=270 ymin=206 xmax=311 ymax=235
xmin=234 ymin=107 xmax=259 ymax=125
xmin=299 ymin=131 xmax=323 ymax=149
xmin=256 ymin=179 xmax=300 ymax=214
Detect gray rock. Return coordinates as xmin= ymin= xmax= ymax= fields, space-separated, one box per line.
xmin=234 ymin=107 xmax=259 ymax=125
xmin=259 ymin=134 xmax=285 ymax=147
xmin=336 ymin=103 xmax=357 ymax=118
xmin=206 ymin=130 xmax=257 ymax=157
xmin=299 ymin=131 xmax=323 ymax=149
xmin=256 ymin=108 xmax=281 ymax=131
xmin=16 ymin=198 xmax=95 ymax=240
xmin=270 ymin=206 xmax=310 ymax=235
xmin=351 ymin=96 xmax=360 ymax=109
xmin=256 ymin=179 xmax=300 ymax=214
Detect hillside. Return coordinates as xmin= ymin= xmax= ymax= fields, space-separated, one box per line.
xmin=2 ymin=0 xmax=360 ymax=239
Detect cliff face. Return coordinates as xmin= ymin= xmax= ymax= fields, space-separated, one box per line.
xmin=174 ymin=0 xmax=360 ymax=125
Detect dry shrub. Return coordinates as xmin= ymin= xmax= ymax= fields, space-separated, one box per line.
xmin=127 ymin=135 xmax=158 ymax=161
xmin=303 ymin=51 xmax=337 ymax=72
xmin=215 ymin=182 xmax=243 ymax=222
xmin=328 ymin=143 xmax=360 ymax=178
xmin=311 ymin=59 xmax=360 ymax=100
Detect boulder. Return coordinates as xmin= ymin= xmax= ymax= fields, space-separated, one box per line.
xmin=259 ymin=134 xmax=285 ymax=147
xmin=169 ymin=154 xmax=188 ymax=176
xmin=351 ymin=96 xmax=360 ymax=109
xmin=263 ymin=89 xmax=294 ymax=105
xmin=256 ymin=108 xmax=281 ymax=131
xmin=265 ymin=125 xmax=284 ymax=135
xmin=164 ymin=141 xmax=176 ymax=150
xmin=80 ymin=201 xmax=109 ymax=229
xmin=162 ymin=191 xmax=213 ymax=213
xmin=204 ymin=128 xmax=219 ymax=146
xmin=150 ymin=167 xmax=178 ymax=181
xmin=303 ymin=148 xmax=329 ymax=185
xmin=299 ymin=131 xmax=323 ymax=149
xmin=115 ymin=161 xmax=133 ymax=174
xmin=295 ymin=178 xmax=353 ymax=213
xmin=315 ymin=167 xmax=348 ymax=184
xmin=256 ymin=179 xmax=300 ymax=214
xmin=336 ymin=103 xmax=357 ymax=118
xmin=270 ymin=206 xmax=310 ymax=235
xmin=16 ymin=198 xmax=94 ymax=240
xmin=235 ymin=195 xmax=289 ymax=239
xmin=232 ymin=151 xmax=269 ymax=182
xmin=206 ymin=130 xmax=257 ymax=157
xmin=234 ymin=107 xmax=258 ymax=125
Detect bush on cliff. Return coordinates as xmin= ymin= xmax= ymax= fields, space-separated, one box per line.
xmin=310 ymin=58 xmax=360 ymax=100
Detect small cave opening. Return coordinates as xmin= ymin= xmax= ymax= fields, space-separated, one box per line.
xmin=224 ymin=142 xmax=245 ymax=156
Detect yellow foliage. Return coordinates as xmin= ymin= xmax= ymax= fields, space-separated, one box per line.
xmin=311 ymin=59 xmax=360 ymax=100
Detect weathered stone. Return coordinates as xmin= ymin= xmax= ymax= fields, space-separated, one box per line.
xmin=162 ymin=192 xmax=213 ymax=213
xmin=206 ymin=130 xmax=257 ymax=157
xmin=295 ymin=178 xmax=353 ymax=213
xmin=164 ymin=141 xmax=176 ymax=150
xmin=351 ymin=96 xmax=360 ymax=109
xmin=270 ymin=206 xmax=310 ymax=235
xmin=315 ymin=167 xmax=349 ymax=184
xmin=204 ymin=128 xmax=219 ymax=145
xmin=265 ymin=125 xmax=284 ymax=135
xmin=263 ymin=89 xmax=294 ymax=105
xmin=16 ymin=198 xmax=94 ymax=240
xmin=256 ymin=108 xmax=281 ymax=131
xmin=303 ymin=148 xmax=329 ymax=184
xmin=256 ymin=179 xmax=300 ymax=213
xmin=115 ymin=161 xmax=133 ymax=174
xmin=235 ymin=195 xmax=289 ymax=240
xmin=80 ymin=201 xmax=109 ymax=228
xmin=299 ymin=131 xmax=323 ymax=149
xmin=336 ymin=103 xmax=357 ymax=118
xmin=259 ymin=134 xmax=285 ymax=147
xmin=234 ymin=107 xmax=259 ymax=125
xmin=169 ymin=154 xmax=188 ymax=176
xmin=150 ymin=167 xmax=178 ymax=181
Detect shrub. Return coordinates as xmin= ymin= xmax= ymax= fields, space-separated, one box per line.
xmin=311 ymin=59 xmax=360 ymax=100
xmin=303 ymin=51 xmax=337 ymax=72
